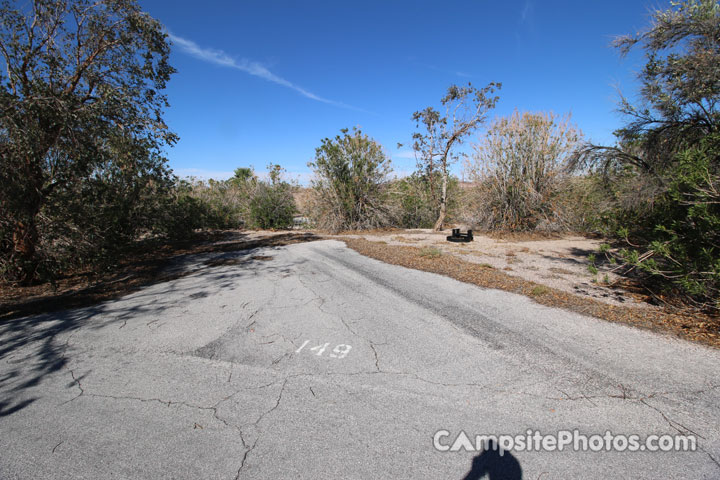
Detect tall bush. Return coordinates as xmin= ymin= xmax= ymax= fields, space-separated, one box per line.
xmin=308 ymin=128 xmax=392 ymax=231
xmin=248 ymin=165 xmax=296 ymax=229
xmin=466 ymin=111 xmax=581 ymax=231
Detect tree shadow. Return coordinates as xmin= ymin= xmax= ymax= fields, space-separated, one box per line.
xmin=462 ymin=441 xmax=523 ymax=480
xmin=1 ymin=232 xmax=320 ymax=322
xmin=0 ymin=241 xmax=314 ymax=418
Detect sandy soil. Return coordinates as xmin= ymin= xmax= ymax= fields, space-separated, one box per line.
xmin=343 ymin=229 xmax=650 ymax=308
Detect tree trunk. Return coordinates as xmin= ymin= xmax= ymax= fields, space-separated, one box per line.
xmin=11 ymin=214 xmax=40 ymax=284
xmin=433 ymin=169 xmax=448 ymax=231
xmin=11 ymin=160 xmax=44 ymax=284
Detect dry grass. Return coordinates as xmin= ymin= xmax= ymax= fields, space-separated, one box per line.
xmin=530 ymin=284 xmax=551 ymax=296
xmin=485 ymin=231 xmax=564 ymax=241
xmin=419 ymin=247 xmax=443 ymax=258
xmin=341 ymin=238 xmax=720 ymax=348
xmin=392 ymin=236 xmax=417 ymax=243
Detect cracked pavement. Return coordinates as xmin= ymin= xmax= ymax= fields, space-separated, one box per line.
xmin=1 ymin=239 xmax=719 ymax=479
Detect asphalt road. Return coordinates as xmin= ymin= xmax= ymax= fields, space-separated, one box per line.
xmin=1 ymin=239 xmax=719 ymax=479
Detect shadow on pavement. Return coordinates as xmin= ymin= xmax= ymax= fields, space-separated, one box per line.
xmin=462 ymin=441 xmax=523 ymax=480
xmin=0 ymin=232 xmax=320 ymax=322
xmin=0 ymin=237 xmax=316 ymax=418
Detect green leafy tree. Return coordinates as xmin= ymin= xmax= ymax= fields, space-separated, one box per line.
xmin=0 ymin=0 xmax=176 ymax=282
xmin=309 ymin=128 xmax=392 ymax=231
xmin=411 ymin=82 xmax=500 ymax=230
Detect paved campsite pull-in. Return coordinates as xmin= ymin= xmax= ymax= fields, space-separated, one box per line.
xmin=1 ymin=240 xmax=718 ymax=479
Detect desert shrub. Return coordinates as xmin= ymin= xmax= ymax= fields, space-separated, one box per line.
xmin=247 ymin=165 xmax=296 ymax=229
xmin=155 ymin=183 xmax=215 ymax=239
xmin=180 ymin=169 xmax=257 ymax=229
xmin=308 ymin=128 xmax=392 ymax=232
xmin=465 ymin=111 xmax=581 ymax=231
xmin=552 ymin=174 xmax=619 ymax=232
xmin=605 ymin=136 xmax=720 ymax=307
xmin=248 ymin=184 xmax=295 ymax=229
xmin=292 ymin=188 xmax=315 ymax=221
xmin=653 ymin=137 xmax=720 ymax=301
xmin=172 ymin=165 xmax=297 ymax=231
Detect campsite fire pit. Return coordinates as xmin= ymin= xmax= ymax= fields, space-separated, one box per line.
xmin=447 ymin=228 xmax=473 ymax=243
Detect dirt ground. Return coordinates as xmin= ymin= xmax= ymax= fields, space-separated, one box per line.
xmin=342 ymin=229 xmax=647 ymax=308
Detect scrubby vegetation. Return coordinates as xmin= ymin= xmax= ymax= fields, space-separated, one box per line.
xmin=172 ymin=165 xmax=296 ymax=231
xmin=388 ymin=172 xmax=461 ymax=229
xmin=248 ymin=165 xmax=296 ymax=230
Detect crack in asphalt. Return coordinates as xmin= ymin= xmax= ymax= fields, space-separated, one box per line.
xmin=370 ymin=344 xmax=381 ymax=372
xmin=638 ymin=398 xmax=706 ymax=439
xmin=548 ymin=384 xmax=720 ymax=406
xmin=80 ymin=385 xmax=255 ymax=478
xmin=84 ymin=393 xmax=217 ymax=411
xmin=68 ymin=370 xmax=85 ymax=399
xmin=250 ymin=379 xmax=288 ymax=429
xmin=297 ymin=269 xmax=388 ymax=374
xmin=59 ymin=331 xmax=85 ymax=403
xmin=706 ymin=451 xmax=720 ymax=470
xmin=235 ymin=378 xmax=289 ymax=477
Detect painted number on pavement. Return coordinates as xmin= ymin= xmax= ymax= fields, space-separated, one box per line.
xmin=295 ymin=341 xmax=352 ymax=359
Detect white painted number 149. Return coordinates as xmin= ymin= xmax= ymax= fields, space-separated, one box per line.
xmin=295 ymin=341 xmax=352 ymax=359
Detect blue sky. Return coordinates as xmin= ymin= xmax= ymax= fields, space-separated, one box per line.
xmin=140 ymin=0 xmax=654 ymax=183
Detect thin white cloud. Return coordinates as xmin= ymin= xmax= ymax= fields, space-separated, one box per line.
xmin=169 ymin=33 xmax=363 ymax=111
xmin=521 ymin=0 xmax=533 ymax=23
